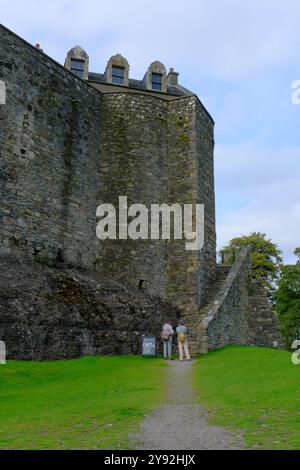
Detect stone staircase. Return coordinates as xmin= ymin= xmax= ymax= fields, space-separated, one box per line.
xmin=183 ymin=264 xmax=232 ymax=356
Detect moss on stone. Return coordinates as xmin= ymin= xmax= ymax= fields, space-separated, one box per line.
xmin=34 ymin=255 xmax=55 ymax=267
xmin=178 ymin=134 xmax=190 ymax=148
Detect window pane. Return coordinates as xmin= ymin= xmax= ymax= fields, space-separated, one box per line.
xmin=152 ymin=82 xmax=162 ymax=91
xmin=152 ymin=73 xmax=162 ymax=84
xmin=112 ymin=66 xmax=125 ymax=78
xmin=112 ymin=75 xmax=124 ymax=84
xmin=71 ymin=59 xmax=84 ymax=71
xmin=112 ymin=66 xmax=125 ymax=84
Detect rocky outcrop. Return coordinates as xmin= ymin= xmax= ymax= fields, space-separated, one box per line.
xmin=0 ymin=258 xmax=179 ymax=360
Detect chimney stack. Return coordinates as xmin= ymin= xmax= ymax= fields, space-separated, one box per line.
xmin=167 ymin=67 xmax=179 ymax=86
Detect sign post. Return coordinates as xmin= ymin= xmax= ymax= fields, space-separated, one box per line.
xmin=142 ymin=335 xmax=156 ymax=357
xmin=0 ymin=341 xmax=6 ymax=365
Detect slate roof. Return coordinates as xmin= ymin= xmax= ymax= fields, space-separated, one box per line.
xmin=88 ymin=72 xmax=192 ymax=97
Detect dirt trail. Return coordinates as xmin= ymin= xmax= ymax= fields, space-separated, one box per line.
xmin=136 ymin=360 xmax=243 ymax=450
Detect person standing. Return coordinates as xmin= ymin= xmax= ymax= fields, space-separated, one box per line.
xmin=161 ymin=322 xmax=174 ymax=360
xmin=176 ymin=320 xmax=191 ymax=361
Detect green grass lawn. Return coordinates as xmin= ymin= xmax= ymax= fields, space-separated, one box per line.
xmin=193 ymin=345 xmax=300 ymax=450
xmin=0 ymin=356 xmax=166 ymax=450
xmin=2 ymin=347 xmax=299 ymax=450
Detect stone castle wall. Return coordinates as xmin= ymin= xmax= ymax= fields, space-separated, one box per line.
xmin=247 ymin=281 xmax=284 ymax=348
xmin=202 ymin=247 xmax=283 ymax=351
xmin=0 ymin=25 xmax=216 ymax=317
xmin=167 ymin=97 xmax=216 ymax=314
xmin=202 ymin=247 xmax=251 ymax=350
xmin=194 ymin=99 xmax=216 ymax=302
xmin=96 ymin=92 xmax=169 ymax=299
xmin=0 ymin=25 xmax=103 ymax=268
xmin=96 ymin=92 xmax=217 ymax=311
xmin=0 ymin=24 xmax=284 ymax=357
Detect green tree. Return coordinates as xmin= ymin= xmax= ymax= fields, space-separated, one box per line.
xmin=221 ymin=232 xmax=283 ymax=290
xmin=275 ymin=263 xmax=300 ymax=348
xmin=294 ymin=247 xmax=300 ymax=264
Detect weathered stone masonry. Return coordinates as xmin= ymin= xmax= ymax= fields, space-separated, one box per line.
xmin=200 ymin=248 xmax=284 ymax=353
xmin=0 ymin=25 xmax=103 ymax=269
xmin=0 ymin=24 xmax=216 ymax=318
xmin=166 ymin=97 xmax=216 ymax=314
xmin=0 ymin=24 xmax=283 ymax=358
xmin=96 ymin=92 xmax=216 ymax=313
xmin=96 ymin=93 xmax=170 ymax=299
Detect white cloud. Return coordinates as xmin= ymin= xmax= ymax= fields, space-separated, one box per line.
xmin=216 ymin=144 xmax=300 ymax=190
xmin=217 ymin=198 xmax=300 ymax=264
xmin=216 ymin=144 xmax=300 ymax=263
xmin=2 ymin=0 xmax=300 ymax=79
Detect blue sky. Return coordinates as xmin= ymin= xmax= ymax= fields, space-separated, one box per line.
xmin=2 ymin=0 xmax=300 ymax=262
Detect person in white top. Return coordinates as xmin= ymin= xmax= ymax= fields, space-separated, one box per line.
xmin=161 ymin=322 xmax=174 ymax=360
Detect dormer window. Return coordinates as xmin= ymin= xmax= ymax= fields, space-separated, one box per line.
xmin=112 ymin=66 xmax=125 ymax=85
xmin=104 ymin=54 xmax=130 ymax=86
xmin=151 ymin=72 xmax=163 ymax=91
xmin=70 ymin=58 xmax=85 ymax=78
xmin=144 ymin=62 xmax=167 ymax=93
xmin=65 ymin=47 xmax=89 ymax=80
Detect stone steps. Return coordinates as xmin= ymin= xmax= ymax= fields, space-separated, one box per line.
xmin=183 ymin=264 xmax=232 ymax=356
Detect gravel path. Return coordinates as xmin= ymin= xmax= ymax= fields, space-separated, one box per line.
xmin=135 ymin=360 xmax=243 ymax=450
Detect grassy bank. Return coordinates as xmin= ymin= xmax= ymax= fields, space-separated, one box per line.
xmin=0 ymin=356 xmax=165 ymax=450
xmin=193 ymin=345 xmax=300 ymax=449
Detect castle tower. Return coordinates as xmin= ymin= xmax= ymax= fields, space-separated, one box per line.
xmin=0 ymin=23 xmax=217 ymax=320
xmin=0 ymin=24 xmax=283 ymax=358
xmin=89 ymin=58 xmax=216 ymax=317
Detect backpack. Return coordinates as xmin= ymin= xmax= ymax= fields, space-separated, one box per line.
xmin=161 ymin=330 xmax=170 ymax=341
xmin=178 ymin=331 xmax=186 ymax=343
